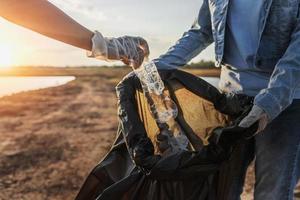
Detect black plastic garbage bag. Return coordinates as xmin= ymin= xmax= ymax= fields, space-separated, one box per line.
xmin=75 ymin=69 xmax=257 ymax=200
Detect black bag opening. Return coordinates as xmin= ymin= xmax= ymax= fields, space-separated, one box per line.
xmin=75 ymin=69 xmax=257 ymax=200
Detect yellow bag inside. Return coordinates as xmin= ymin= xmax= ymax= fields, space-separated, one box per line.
xmin=136 ymin=80 xmax=230 ymax=151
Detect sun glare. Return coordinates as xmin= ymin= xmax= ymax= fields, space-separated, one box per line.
xmin=0 ymin=45 xmax=13 ymax=68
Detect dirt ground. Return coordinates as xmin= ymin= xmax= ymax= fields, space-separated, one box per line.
xmin=0 ymin=68 xmax=257 ymax=200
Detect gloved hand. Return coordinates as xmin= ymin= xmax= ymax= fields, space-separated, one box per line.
xmin=87 ymin=31 xmax=150 ymax=68
xmin=239 ymin=105 xmax=269 ymax=133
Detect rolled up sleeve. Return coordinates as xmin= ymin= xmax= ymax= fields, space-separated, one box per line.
xmin=154 ymin=0 xmax=213 ymax=70
xmin=254 ymin=19 xmax=300 ymax=121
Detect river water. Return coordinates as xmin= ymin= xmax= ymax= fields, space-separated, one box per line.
xmin=201 ymin=77 xmax=219 ymax=88
xmin=0 ymin=76 xmax=75 ymax=98
xmin=0 ymin=76 xmax=219 ymax=98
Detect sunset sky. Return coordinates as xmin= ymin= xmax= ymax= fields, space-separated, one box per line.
xmin=0 ymin=0 xmax=214 ymax=67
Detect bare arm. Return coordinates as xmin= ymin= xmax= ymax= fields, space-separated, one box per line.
xmin=0 ymin=0 xmax=149 ymax=66
xmin=0 ymin=0 xmax=93 ymax=50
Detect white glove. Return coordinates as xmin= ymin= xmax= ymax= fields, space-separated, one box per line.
xmin=87 ymin=31 xmax=149 ymax=68
xmin=239 ymin=105 xmax=269 ymax=133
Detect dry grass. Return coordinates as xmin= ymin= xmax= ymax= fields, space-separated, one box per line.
xmin=0 ymin=71 xmax=124 ymax=200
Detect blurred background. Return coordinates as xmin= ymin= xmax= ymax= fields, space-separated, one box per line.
xmin=0 ymin=1 xmax=259 ymax=200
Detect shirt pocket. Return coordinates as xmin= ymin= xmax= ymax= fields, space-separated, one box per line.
xmin=262 ymin=1 xmax=298 ymax=56
xmin=272 ymin=0 xmax=298 ymax=7
xmin=268 ymin=0 xmax=298 ymax=30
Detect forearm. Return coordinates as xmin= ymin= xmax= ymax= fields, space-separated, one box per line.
xmin=154 ymin=29 xmax=213 ymax=69
xmin=0 ymin=0 xmax=93 ymax=50
xmin=154 ymin=0 xmax=213 ymax=69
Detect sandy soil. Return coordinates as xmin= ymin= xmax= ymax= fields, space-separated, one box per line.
xmin=0 ymin=68 xmax=257 ymax=200
xmin=0 ymin=70 xmax=128 ymax=200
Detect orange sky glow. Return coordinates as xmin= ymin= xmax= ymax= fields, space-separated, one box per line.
xmin=0 ymin=0 xmax=214 ymax=67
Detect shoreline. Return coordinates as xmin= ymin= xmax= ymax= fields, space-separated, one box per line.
xmin=0 ymin=76 xmax=76 ymax=99
xmin=0 ymin=67 xmax=220 ymax=100
xmin=0 ymin=66 xmax=220 ymax=77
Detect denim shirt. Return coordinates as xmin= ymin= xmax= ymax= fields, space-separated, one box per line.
xmin=223 ymin=0 xmax=263 ymax=69
xmin=154 ymin=0 xmax=300 ymax=121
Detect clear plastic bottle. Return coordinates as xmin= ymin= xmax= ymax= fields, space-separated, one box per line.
xmin=133 ymin=61 xmax=178 ymax=123
xmin=132 ymin=61 xmax=188 ymax=154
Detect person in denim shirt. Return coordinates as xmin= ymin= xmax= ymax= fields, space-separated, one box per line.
xmin=154 ymin=0 xmax=300 ymax=199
